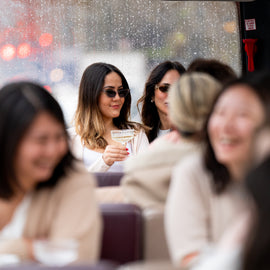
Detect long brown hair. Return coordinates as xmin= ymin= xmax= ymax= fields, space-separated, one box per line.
xmin=74 ymin=62 xmax=140 ymax=149
xmin=137 ymin=61 xmax=185 ymax=143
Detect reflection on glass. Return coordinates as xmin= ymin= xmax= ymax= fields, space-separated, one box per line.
xmin=0 ymin=1 xmax=240 ymax=125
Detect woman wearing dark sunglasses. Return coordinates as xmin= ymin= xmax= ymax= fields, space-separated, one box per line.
xmin=137 ymin=61 xmax=186 ymax=143
xmin=69 ymin=62 xmax=149 ymax=172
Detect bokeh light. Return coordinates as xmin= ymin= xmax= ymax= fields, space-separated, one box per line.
xmin=43 ymin=85 xmax=52 ymax=93
xmin=50 ymin=68 xmax=64 ymax=82
xmin=39 ymin=33 xmax=53 ymax=47
xmin=17 ymin=43 xmax=31 ymax=58
xmin=0 ymin=44 xmax=16 ymax=61
xmin=223 ymin=21 xmax=237 ymax=33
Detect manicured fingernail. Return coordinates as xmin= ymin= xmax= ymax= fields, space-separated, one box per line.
xmin=126 ymin=148 xmax=128 ymax=150
xmin=127 ymin=152 xmax=130 ymax=155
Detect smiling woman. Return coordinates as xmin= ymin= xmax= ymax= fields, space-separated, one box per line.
xmin=0 ymin=81 xmax=101 ymax=264
xmin=165 ymin=72 xmax=270 ymax=268
xmin=14 ymin=112 xmax=68 ymax=190
xmin=207 ymin=84 xmax=265 ymax=182
xmin=69 ymin=62 xmax=149 ymax=172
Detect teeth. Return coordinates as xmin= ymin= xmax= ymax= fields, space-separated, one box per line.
xmin=220 ymin=138 xmax=234 ymax=144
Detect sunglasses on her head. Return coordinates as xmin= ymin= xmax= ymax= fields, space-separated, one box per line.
xmin=155 ymin=84 xmax=170 ymax=93
xmin=102 ymin=88 xmax=130 ymax=98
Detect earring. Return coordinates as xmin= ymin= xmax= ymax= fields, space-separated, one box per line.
xmin=151 ymin=99 xmax=154 ymax=103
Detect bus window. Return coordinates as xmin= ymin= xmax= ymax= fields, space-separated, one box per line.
xmin=0 ymin=0 xmax=240 ymax=124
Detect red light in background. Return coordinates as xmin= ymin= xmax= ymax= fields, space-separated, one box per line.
xmin=39 ymin=33 xmax=53 ymax=47
xmin=17 ymin=43 xmax=31 ymax=58
xmin=0 ymin=44 xmax=16 ymax=61
xmin=43 ymin=85 xmax=52 ymax=93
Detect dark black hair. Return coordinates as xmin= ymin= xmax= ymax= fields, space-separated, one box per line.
xmin=0 ymin=81 xmax=74 ymax=199
xmin=204 ymin=71 xmax=270 ymax=194
xmin=137 ymin=61 xmax=186 ymax=142
xmin=187 ymin=58 xmax=237 ymax=84
xmin=242 ymin=155 xmax=270 ymax=270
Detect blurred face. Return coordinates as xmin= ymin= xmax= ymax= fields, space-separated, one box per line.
xmin=15 ymin=112 xmax=68 ymax=191
xmin=208 ymin=84 xmax=265 ymax=177
xmin=154 ymin=69 xmax=181 ymax=119
xmin=98 ymin=72 xmax=126 ymax=122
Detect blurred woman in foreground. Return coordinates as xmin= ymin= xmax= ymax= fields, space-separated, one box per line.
xmin=165 ymin=72 xmax=270 ymax=268
xmin=191 ymin=72 xmax=270 ymax=270
xmin=0 ymin=82 xmax=101 ymax=263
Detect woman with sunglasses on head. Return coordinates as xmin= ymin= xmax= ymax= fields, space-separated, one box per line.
xmin=70 ymin=62 xmax=149 ymax=172
xmin=0 ymin=81 xmax=101 ymax=263
xmin=137 ymin=61 xmax=186 ymax=143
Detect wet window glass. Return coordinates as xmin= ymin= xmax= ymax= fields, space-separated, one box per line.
xmin=0 ymin=0 xmax=240 ymax=124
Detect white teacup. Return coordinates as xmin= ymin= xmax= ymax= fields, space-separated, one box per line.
xmin=33 ymin=239 xmax=78 ymax=266
xmin=0 ymin=254 xmax=20 ymax=266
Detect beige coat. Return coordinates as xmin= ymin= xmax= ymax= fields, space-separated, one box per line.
xmin=165 ymin=153 xmax=249 ymax=266
xmin=0 ymin=162 xmax=102 ymax=263
xmin=122 ymin=138 xmax=200 ymax=209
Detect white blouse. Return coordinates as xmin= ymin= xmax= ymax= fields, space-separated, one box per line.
xmin=157 ymin=129 xmax=171 ymax=138
xmin=0 ymin=194 xmax=32 ymax=239
xmin=68 ymin=128 xmax=149 ymax=172
xmin=83 ymin=142 xmax=132 ymax=172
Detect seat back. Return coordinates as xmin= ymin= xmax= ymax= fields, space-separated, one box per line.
xmin=100 ymin=203 xmax=143 ymax=265
xmin=142 ymin=208 xmax=170 ymax=260
xmin=0 ymin=262 xmax=117 ymax=270
xmin=95 ymin=172 xmax=124 ymax=187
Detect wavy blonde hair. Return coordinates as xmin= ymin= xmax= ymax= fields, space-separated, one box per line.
xmin=169 ymin=72 xmax=221 ymax=137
